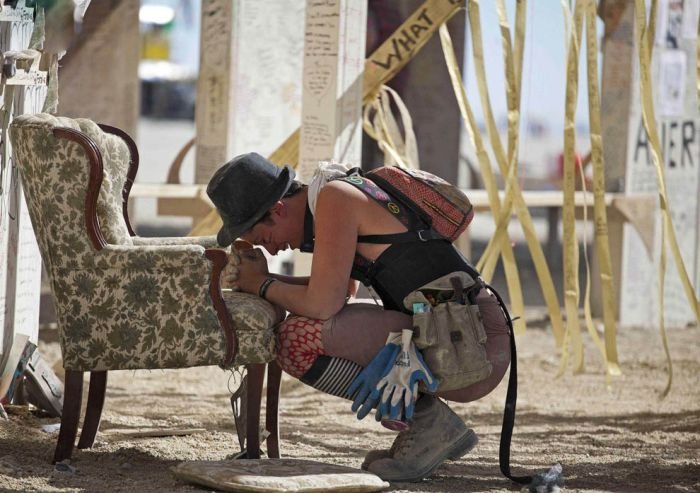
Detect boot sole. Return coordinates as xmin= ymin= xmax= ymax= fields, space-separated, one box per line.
xmin=366 ymin=429 xmax=479 ymax=481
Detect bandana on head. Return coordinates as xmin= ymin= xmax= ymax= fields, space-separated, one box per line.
xmin=307 ymin=161 xmax=352 ymax=216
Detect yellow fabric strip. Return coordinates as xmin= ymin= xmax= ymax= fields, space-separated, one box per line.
xmin=363 ymin=86 xmax=419 ymax=170
xmin=438 ymin=23 xmax=520 ymax=296
xmin=191 ymin=0 xmax=466 ymax=237
xmin=638 ymin=0 xmax=700 ymax=322
xmin=480 ymin=0 xmax=520 ymax=281
xmin=465 ymin=0 xmax=565 ymax=344
xmin=559 ymin=0 xmax=585 ymax=375
xmin=496 ymin=0 xmax=521 ymax=164
xmin=577 ymin=155 xmax=608 ymax=363
xmin=634 ymin=0 xmax=700 ymax=395
xmin=584 ymin=0 xmax=621 ymax=376
xmin=461 ymin=0 xmax=526 ymax=334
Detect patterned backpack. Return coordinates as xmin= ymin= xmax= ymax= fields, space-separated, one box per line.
xmin=341 ymin=166 xmax=474 ymax=243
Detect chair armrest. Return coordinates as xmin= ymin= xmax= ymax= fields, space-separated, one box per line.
xmin=204 ymin=248 xmax=237 ymax=366
xmin=205 ymin=248 xmax=286 ymax=366
xmin=54 ymin=243 xmax=235 ymax=370
xmin=131 ymin=235 xmax=218 ymax=248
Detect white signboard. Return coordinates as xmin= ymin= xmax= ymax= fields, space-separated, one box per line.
xmin=10 ymin=83 xmax=47 ymax=340
xmin=620 ymin=114 xmax=700 ymax=327
xmin=619 ymin=0 xmax=700 ymax=328
xmin=0 ymin=1 xmax=45 ymax=369
xmin=298 ymin=0 xmax=367 ymax=181
xmin=195 ymin=0 xmax=305 ymax=183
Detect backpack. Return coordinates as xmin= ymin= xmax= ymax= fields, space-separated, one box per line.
xmin=342 ymin=166 xmax=473 ymax=243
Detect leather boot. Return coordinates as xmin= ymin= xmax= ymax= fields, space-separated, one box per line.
xmin=361 ymin=427 xmax=477 ymax=471
xmin=367 ymin=396 xmax=477 ymax=482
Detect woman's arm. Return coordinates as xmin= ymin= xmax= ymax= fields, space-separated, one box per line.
xmin=270 ymin=274 xmax=310 ymax=285
xmin=265 ymin=182 xmax=360 ymax=318
xmin=237 ymin=182 xmax=361 ymax=319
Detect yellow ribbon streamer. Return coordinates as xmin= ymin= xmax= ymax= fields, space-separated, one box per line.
xmin=438 ymin=18 xmax=526 ymax=336
xmin=463 ymin=1 xmax=566 ymax=344
xmin=584 ymin=0 xmax=621 ymax=377
xmin=559 ymin=0 xmax=585 ymax=375
xmin=363 ymin=85 xmax=419 ymax=170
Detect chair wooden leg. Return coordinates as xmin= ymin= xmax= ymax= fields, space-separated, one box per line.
xmin=53 ymin=370 xmax=83 ymax=464
xmin=265 ymin=361 xmax=282 ymax=458
xmin=77 ymin=370 xmax=107 ymax=449
xmin=245 ymin=364 xmax=265 ymax=459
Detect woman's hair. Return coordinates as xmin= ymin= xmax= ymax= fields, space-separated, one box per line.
xmin=256 ymin=180 xmax=306 ymax=225
xmin=285 ymin=180 xmax=305 ymax=198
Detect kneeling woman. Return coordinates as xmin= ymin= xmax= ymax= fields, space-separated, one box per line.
xmin=207 ymin=153 xmax=511 ymax=482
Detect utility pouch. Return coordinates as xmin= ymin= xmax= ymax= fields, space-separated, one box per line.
xmin=403 ymin=271 xmax=492 ymax=392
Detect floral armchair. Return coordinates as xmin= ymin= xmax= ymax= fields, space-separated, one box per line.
xmin=9 ymin=113 xmax=284 ymax=463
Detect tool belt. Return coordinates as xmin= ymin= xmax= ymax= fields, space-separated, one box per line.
xmin=403 ymin=271 xmax=492 ymax=392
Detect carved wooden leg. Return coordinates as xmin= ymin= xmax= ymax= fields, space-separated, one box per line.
xmin=53 ymin=370 xmax=83 ymax=464
xmin=77 ymin=371 xmax=107 ymax=449
xmin=245 ymin=364 xmax=265 ymax=459
xmin=265 ymin=361 xmax=282 ymax=458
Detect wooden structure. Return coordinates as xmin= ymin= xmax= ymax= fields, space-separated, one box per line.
xmin=0 ymin=1 xmax=47 ymax=393
xmin=600 ymin=0 xmax=700 ymax=326
xmin=298 ymin=0 xmax=367 ymax=180
xmin=57 ymin=0 xmax=140 ymax=138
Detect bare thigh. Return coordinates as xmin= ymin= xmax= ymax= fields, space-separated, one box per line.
xmin=321 ymin=289 xmax=511 ymax=403
xmin=321 ymin=303 xmax=412 ymax=367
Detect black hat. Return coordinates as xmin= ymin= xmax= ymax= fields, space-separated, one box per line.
xmin=207 ymin=152 xmax=295 ymax=246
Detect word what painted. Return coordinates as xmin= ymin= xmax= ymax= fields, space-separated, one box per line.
xmin=370 ymin=8 xmax=436 ymax=70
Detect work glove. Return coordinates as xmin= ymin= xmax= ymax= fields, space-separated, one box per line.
xmin=347 ymin=332 xmax=402 ymax=420
xmin=372 ymin=329 xmax=438 ymax=423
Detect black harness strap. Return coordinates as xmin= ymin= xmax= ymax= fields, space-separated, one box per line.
xmin=486 ymin=282 xmax=533 ymax=485
xmin=357 ymin=228 xmax=444 ymax=244
xmin=300 ymin=203 xmax=315 ymax=253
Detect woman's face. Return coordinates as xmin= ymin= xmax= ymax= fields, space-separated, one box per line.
xmin=240 ymin=202 xmax=300 ymax=255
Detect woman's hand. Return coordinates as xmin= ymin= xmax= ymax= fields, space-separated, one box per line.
xmin=221 ymin=251 xmax=241 ymax=289
xmin=236 ymin=247 xmax=270 ymax=294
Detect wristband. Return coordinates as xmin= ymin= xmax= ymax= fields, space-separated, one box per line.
xmin=258 ymin=277 xmax=277 ymax=300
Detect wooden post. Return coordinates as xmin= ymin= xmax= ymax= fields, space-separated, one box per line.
xmin=593 ymin=1 xmax=637 ymax=319
xmin=0 ymin=1 xmax=47 ymax=378
xmin=601 ymin=0 xmax=700 ymax=327
xmin=57 ymin=0 xmax=140 ymax=138
xmin=195 ymin=0 xmax=306 ymax=186
xmin=294 ymin=0 xmax=367 ymax=276
xmin=387 ymin=0 xmax=465 ymax=184
xmin=298 ymin=0 xmax=367 ymax=181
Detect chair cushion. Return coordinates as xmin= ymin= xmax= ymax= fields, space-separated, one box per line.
xmin=222 ymin=291 xmax=283 ymax=365
xmin=171 ymin=459 xmax=389 ymax=493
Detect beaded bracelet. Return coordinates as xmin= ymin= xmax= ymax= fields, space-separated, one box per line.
xmin=258 ymin=277 xmax=277 ymax=300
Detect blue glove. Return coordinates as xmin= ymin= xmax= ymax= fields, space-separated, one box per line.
xmin=372 ymin=329 xmax=438 ymax=422
xmin=347 ymin=332 xmax=402 ymax=420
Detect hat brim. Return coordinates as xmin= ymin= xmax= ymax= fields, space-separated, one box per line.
xmin=216 ymin=165 xmax=295 ymax=246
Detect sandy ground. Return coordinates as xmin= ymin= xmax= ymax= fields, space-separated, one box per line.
xmin=0 ymin=322 xmax=698 ymax=493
